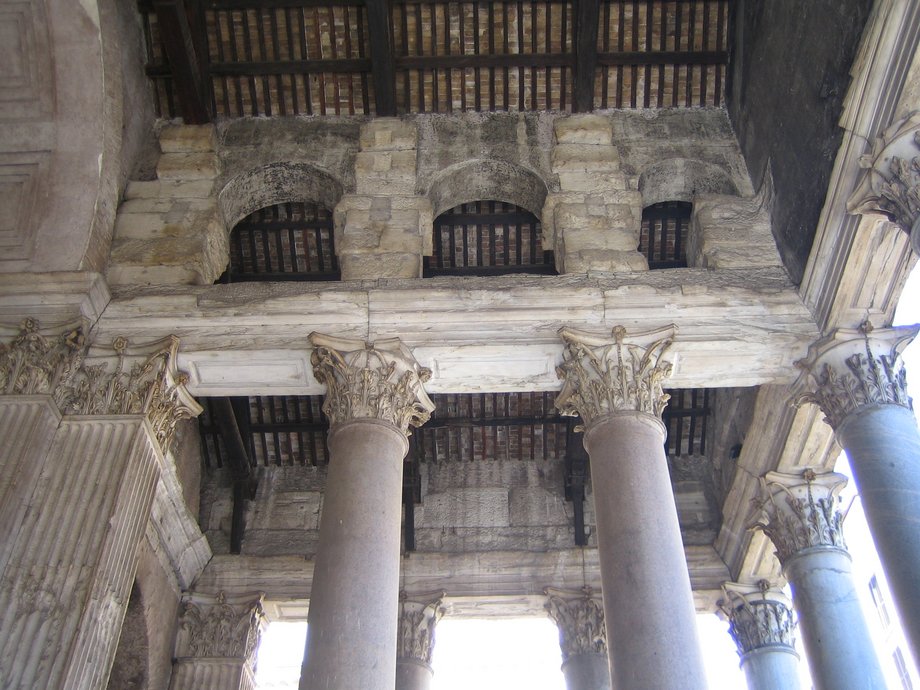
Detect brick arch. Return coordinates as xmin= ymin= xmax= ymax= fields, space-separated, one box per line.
xmin=638 ymin=158 xmax=740 ymax=207
xmin=217 ymin=162 xmax=345 ymax=235
xmin=424 ymin=159 xmax=550 ymax=220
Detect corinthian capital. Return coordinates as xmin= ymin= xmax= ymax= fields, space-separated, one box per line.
xmin=0 ymin=319 xmax=201 ymax=452
xmin=755 ymin=470 xmax=848 ymax=565
xmin=175 ymin=591 xmax=266 ymax=666
xmin=794 ymin=323 xmax=917 ymax=430
xmin=847 ymin=111 xmax=920 ymax=254
xmin=544 ymin=587 xmax=607 ymax=661
xmin=720 ymin=581 xmax=797 ymax=656
xmin=397 ymin=591 xmax=445 ymax=665
xmin=309 ymin=333 xmax=435 ymax=435
xmin=555 ymin=325 xmax=676 ymax=427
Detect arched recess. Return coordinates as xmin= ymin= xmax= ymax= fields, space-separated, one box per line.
xmin=216 ymin=163 xmax=345 ymax=282
xmin=424 ymin=159 xmax=549 ymax=219
xmin=218 ymin=162 xmax=345 ymax=235
xmin=638 ymin=158 xmax=739 ymax=208
xmin=106 ymin=583 xmax=149 ymax=690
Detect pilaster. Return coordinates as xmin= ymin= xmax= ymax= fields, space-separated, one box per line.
xmin=847 ymin=111 xmax=920 ymax=255
xmin=542 ymin=115 xmax=646 ymax=274
xmin=170 ymin=592 xmax=266 ymax=690
xmin=336 ymin=119 xmax=433 ymax=279
xmin=0 ymin=319 xmax=200 ymax=690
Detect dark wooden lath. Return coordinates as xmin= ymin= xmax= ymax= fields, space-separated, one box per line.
xmin=220 ymin=201 xmax=340 ymax=282
xmin=139 ymin=0 xmax=730 ymax=118
xmin=424 ymin=201 xmax=556 ymax=276
xmin=639 ymin=200 xmax=691 ymax=269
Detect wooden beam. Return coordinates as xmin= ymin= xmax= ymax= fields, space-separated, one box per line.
xmin=573 ymin=0 xmax=600 ymax=112
xmin=153 ymin=0 xmax=211 ymax=123
xmin=366 ymin=0 xmax=397 ymax=116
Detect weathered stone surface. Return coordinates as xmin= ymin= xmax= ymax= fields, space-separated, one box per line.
xmin=157 ymin=152 xmax=218 ymax=181
xmin=554 ymin=114 xmax=613 ymax=145
xmin=159 ymin=124 xmax=217 ymax=153
xmin=688 ymin=194 xmax=782 ymax=269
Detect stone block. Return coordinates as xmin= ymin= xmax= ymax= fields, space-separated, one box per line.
xmin=563 ymin=249 xmax=648 ymax=274
xmin=509 ymin=487 xmax=568 ymax=527
xmin=688 ymin=194 xmax=782 ymax=269
xmin=156 ymin=152 xmax=217 ymax=181
xmin=551 ymin=143 xmax=621 ymax=173
xmin=420 ymin=488 xmax=510 ymax=528
xmin=554 ymin=114 xmax=612 ymax=145
xmin=359 ymin=119 xmax=417 ymax=151
xmin=159 ymin=124 xmax=217 ymax=153
xmin=557 ymin=171 xmax=629 ymax=193
xmin=339 ymin=252 xmax=420 ymax=280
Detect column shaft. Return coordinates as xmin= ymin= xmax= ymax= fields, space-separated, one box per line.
xmin=0 ymin=417 xmax=161 ymax=690
xmin=785 ymin=549 xmax=885 ymax=690
xmin=561 ymin=653 xmax=611 ymax=690
xmin=836 ymin=404 xmax=920 ymax=660
xmin=396 ymin=659 xmax=434 ymax=690
xmin=301 ymin=419 xmax=408 ymax=690
xmin=583 ymin=412 xmax=706 ymax=690
xmin=741 ymin=647 xmax=801 ymax=690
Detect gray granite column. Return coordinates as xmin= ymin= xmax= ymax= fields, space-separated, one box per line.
xmin=556 ymin=325 xmax=707 ymax=690
xmin=757 ymin=469 xmax=885 ymax=690
xmin=300 ymin=334 xmax=434 ymax=690
xmin=544 ymin=587 xmax=611 ymax=690
xmin=395 ymin=591 xmax=445 ymax=690
xmin=0 ymin=321 xmax=201 ymax=690
xmin=170 ymin=592 xmax=265 ymax=690
xmin=721 ymin=581 xmax=800 ymax=690
xmin=796 ymin=323 xmax=920 ymax=662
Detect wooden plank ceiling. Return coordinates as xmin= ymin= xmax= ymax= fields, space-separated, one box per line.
xmin=141 ymin=0 xmax=730 ymax=120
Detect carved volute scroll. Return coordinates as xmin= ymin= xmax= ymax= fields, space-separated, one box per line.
xmin=309 ymin=332 xmax=435 ymax=436
xmin=174 ymin=592 xmax=266 ymax=667
xmin=396 ymin=591 xmax=446 ymax=665
xmin=754 ymin=469 xmax=849 ymax=566
xmin=555 ymin=324 xmax=677 ymax=428
xmin=0 ymin=318 xmax=201 ymax=452
xmin=720 ymin=581 xmax=797 ymax=657
xmin=544 ymin=586 xmax=607 ymax=661
xmin=794 ymin=323 xmax=917 ymax=430
xmin=847 ymin=111 xmax=920 ymax=254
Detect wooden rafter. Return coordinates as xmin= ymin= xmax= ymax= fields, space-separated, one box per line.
xmin=573 ymin=0 xmax=600 ymax=112
xmin=366 ymin=0 xmax=397 ymax=116
xmin=153 ymin=0 xmax=211 ymax=123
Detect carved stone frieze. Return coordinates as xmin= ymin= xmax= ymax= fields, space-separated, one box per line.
xmin=396 ymin=591 xmax=445 ymax=665
xmin=720 ymin=581 xmax=797 ymax=656
xmin=795 ymin=323 xmax=917 ymax=430
xmin=175 ymin=591 xmax=266 ymax=666
xmin=544 ymin=586 xmax=607 ymax=661
xmin=0 ymin=319 xmax=201 ymax=452
xmin=309 ymin=332 xmax=435 ymax=435
xmin=754 ymin=470 xmax=848 ymax=565
xmin=848 ymin=111 xmax=920 ymax=254
xmin=556 ymin=325 xmax=676 ymax=428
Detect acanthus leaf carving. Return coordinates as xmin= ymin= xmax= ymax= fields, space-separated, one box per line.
xmin=794 ymin=323 xmax=916 ymax=430
xmin=396 ymin=591 xmax=445 ymax=665
xmin=753 ymin=469 xmax=848 ymax=565
xmin=544 ymin=586 xmax=607 ymax=661
xmin=0 ymin=319 xmax=201 ymax=453
xmin=848 ymin=111 xmax=920 ymax=254
xmin=175 ymin=591 xmax=266 ymax=666
xmin=720 ymin=581 xmax=797 ymax=656
xmin=309 ymin=332 xmax=435 ymax=436
xmin=555 ymin=325 xmax=676 ymax=429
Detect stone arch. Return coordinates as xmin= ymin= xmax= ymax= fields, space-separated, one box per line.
xmin=638 ymin=158 xmax=739 ymax=207
xmin=106 ymin=582 xmax=149 ymax=690
xmin=424 ymin=159 xmax=550 ymax=219
xmin=217 ymin=162 xmax=345 ymax=234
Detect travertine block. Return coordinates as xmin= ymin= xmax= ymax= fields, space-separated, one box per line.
xmin=359 ymin=118 xmax=418 ymax=151
xmin=554 ymin=114 xmax=613 ymax=145
xmin=688 ymin=194 xmax=782 ymax=269
xmin=563 ymin=249 xmax=649 ymax=274
xmin=158 ymin=124 xmax=217 ymax=153
xmin=156 ymin=152 xmax=218 ymax=181
xmin=551 ymin=143 xmax=622 ymax=172
xmin=557 ymin=171 xmax=629 ymax=193
xmin=340 ymin=252 xmax=420 ymax=279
